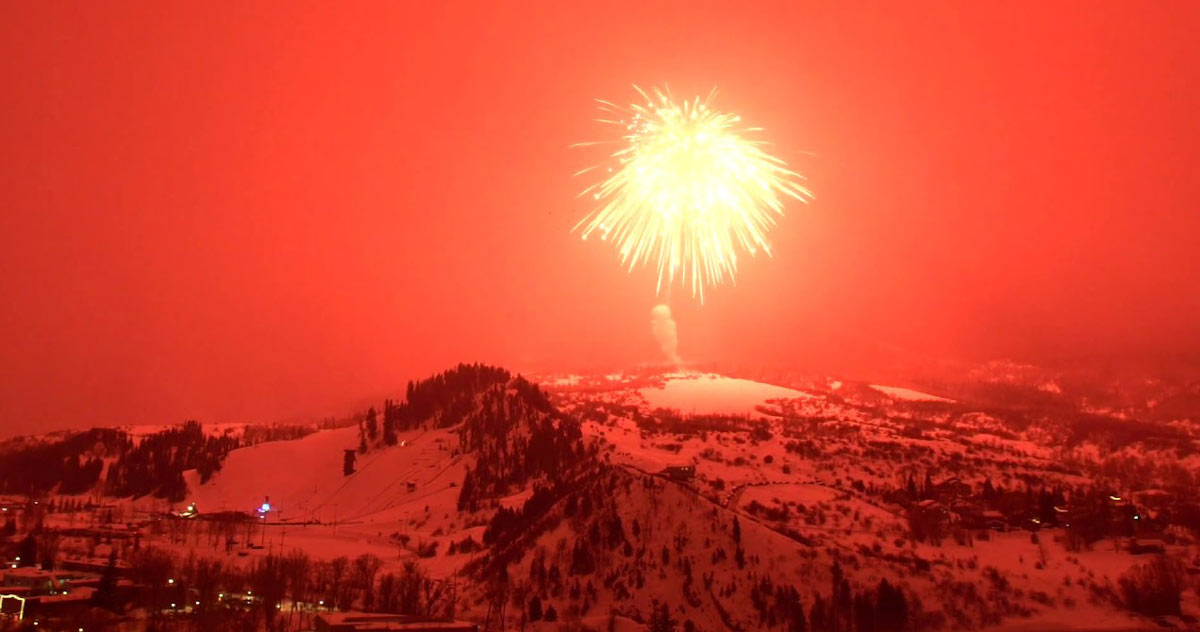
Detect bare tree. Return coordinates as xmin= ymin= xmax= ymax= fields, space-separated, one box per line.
xmin=250 ymin=555 xmax=288 ymax=632
xmin=129 ymin=547 xmax=174 ymax=629
xmin=352 ymin=553 xmax=383 ymax=611
xmin=282 ymin=550 xmax=312 ymax=629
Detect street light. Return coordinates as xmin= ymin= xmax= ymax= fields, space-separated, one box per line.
xmin=256 ymin=497 xmax=272 ymax=547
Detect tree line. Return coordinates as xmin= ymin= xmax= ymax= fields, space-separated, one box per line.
xmin=357 ymin=363 xmax=513 ymax=451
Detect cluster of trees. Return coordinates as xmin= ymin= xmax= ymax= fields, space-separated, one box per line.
xmin=457 ymin=377 xmax=585 ymax=511
xmin=474 ymin=463 xmax=915 ymax=632
xmin=888 ymin=471 xmax=1080 ymax=543
xmin=478 ymin=467 xmax=632 ymax=599
xmin=0 ymin=423 xmax=242 ymax=502
xmin=1066 ymin=412 xmax=1194 ymax=455
xmin=0 ymin=428 xmax=125 ymax=495
xmin=352 ymin=363 xmax=585 ymax=512
xmin=1064 ymin=488 xmax=1139 ymax=550
xmin=241 ymin=423 xmax=315 ymax=446
xmin=10 ymin=531 xmax=61 ymax=570
xmin=978 ymin=479 xmax=1069 ymax=527
xmin=480 ymin=478 xmax=627 ymax=566
xmin=526 ymin=594 xmax=559 ymax=623
xmin=743 ymin=562 xmax=917 ymax=632
xmin=635 ymin=412 xmax=746 ymax=436
xmin=91 ymin=546 xmax=451 ymax=632
xmin=400 ymin=363 xmax=514 ymax=427
xmin=785 ymin=439 xmax=822 ymax=459
xmin=43 ymin=496 xmax=99 ymax=513
xmin=894 ymin=471 xmax=1198 ymax=556
xmin=57 ymin=454 xmax=106 ymax=494
xmin=105 ymin=421 xmax=239 ymax=501
xmin=357 ymin=363 xmax=513 ymax=451
xmin=1118 ymin=556 xmax=1184 ymax=617
xmin=481 ymin=485 xmax=560 ymax=545
xmin=747 ymin=578 xmax=808 ymax=630
xmin=754 ymin=562 xmax=912 ymax=632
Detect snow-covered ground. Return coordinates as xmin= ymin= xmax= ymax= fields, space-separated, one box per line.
xmin=640 ymin=372 xmax=815 ymax=415
xmin=176 ymin=424 xmax=473 ymax=579
xmin=188 ymin=425 xmax=465 ymax=525
xmin=19 ymin=368 xmax=1194 ymax=630
xmin=869 ymin=384 xmax=954 ymax=403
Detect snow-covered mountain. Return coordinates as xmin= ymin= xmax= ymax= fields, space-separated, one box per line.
xmin=4 ymin=364 xmax=1197 ymax=630
xmin=148 ymin=367 xmax=1195 ymax=629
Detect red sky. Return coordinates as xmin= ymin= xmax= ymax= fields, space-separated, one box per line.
xmin=2 ymin=2 xmax=1198 ymax=435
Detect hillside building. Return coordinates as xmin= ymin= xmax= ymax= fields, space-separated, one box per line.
xmin=660 ymin=465 xmax=695 ymax=482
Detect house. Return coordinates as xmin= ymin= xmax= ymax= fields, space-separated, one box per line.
xmin=930 ymin=478 xmax=971 ymax=504
xmin=60 ymin=556 xmax=129 ymax=577
xmin=979 ymin=510 xmax=1008 ymax=531
xmin=913 ymin=499 xmax=954 ymax=526
xmin=23 ymin=586 xmax=96 ymax=621
xmin=315 ymin=613 xmax=479 ymax=631
xmin=0 ymin=567 xmax=98 ymax=596
xmin=1132 ymin=489 xmax=1172 ymax=509
xmin=1126 ymin=538 xmax=1167 ymax=555
xmin=660 ymin=465 xmax=695 ymax=482
xmin=0 ymin=568 xmax=98 ymax=622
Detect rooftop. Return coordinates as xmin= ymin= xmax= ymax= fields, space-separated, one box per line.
xmin=316 ymin=613 xmax=478 ymax=632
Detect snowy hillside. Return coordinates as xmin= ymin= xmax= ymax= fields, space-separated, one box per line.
xmin=869 ymin=384 xmax=954 ymax=403
xmin=640 ymin=372 xmax=815 ymax=415
xmin=186 ymin=425 xmax=465 ymax=527
xmin=9 ymin=365 xmax=1197 ymax=631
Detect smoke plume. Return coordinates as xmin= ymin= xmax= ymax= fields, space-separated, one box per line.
xmin=650 ymin=304 xmax=681 ymax=366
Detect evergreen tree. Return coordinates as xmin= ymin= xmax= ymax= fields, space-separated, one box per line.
xmin=570 ymin=540 xmax=596 ymax=575
xmin=649 ymin=600 xmax=677 ymax=632
xmin=810 ymin=593 xmax=829 ymax=632
xmin=92 ymin=550 xmax=121 ymax=611
xmin=854 ymin=592 xmax=875 ymax=632
xmin=874 ymin=579 xmax=908 ymax=632
xmin=365 ymin=407 xmax=379 ymax=442
xmin=836 ymin=578 xmax=853 ymax=632
xmin=16 ymin=534 xmax=37 ymax=567
xmin=457 ymin=469 xmax=475 ymax=511
xmin=780 ymin=585 xmax=807 ymax=632
xmin=788 ymin=596 xmax=808 ymax=632
xmin=529 ymin=595 xmax=543 ymax=621
xmin=383 ymin=409 xmax=398 ymax=446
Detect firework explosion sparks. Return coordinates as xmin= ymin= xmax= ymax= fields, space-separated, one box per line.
xmin=574 ymin=87 xmax=812 ymax=302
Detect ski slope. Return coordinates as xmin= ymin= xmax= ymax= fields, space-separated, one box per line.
xmin=185 ymin=425 xmax=467 ymax=528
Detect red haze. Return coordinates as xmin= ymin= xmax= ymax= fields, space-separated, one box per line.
xmin=1 ymin=2 xmax=1198 ymax=436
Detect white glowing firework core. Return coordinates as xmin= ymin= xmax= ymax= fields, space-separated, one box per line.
xmin=575 ymin=87 xmax=811 ymax=301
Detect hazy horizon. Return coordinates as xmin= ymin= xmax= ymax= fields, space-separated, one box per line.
xmin=3 ymin=2 xmax=1199 ymax=437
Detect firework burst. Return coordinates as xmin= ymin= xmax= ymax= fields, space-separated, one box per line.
xmin=574 ymin=86 xmax=811 ymax=302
